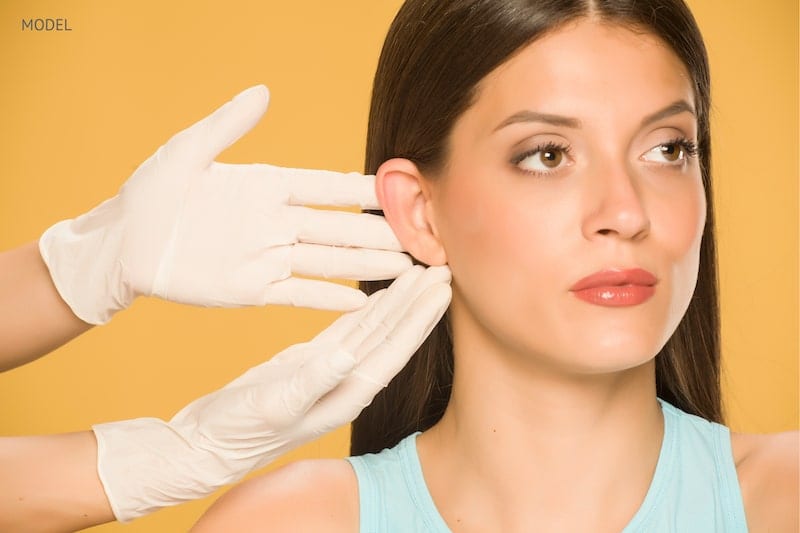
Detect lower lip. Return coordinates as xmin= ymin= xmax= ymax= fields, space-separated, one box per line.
xmin=571 ymin=285 xmax=655 ymax=307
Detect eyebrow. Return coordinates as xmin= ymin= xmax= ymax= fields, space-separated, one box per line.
xmin=493 ymin=110 xmax=581 ymax=131
xmin=639 ymin=100 xmax=696 ymax=128
xmin=492 ymin=99 xmax=696 ymax=132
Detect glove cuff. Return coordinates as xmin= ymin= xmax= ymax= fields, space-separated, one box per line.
xmin=39 ymin=196 xmax=130 ymax=325
xmin=92 ymin=417 xmax=236 ymax=522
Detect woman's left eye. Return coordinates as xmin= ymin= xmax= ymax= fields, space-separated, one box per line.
xmin=641 ymin=138 xmax=698 ymax=164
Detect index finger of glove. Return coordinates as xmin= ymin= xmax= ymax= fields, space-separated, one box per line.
xmin=301 ymin=282 xmax=451 ymax=432
xmin=261 ymin=277 xmax=368 ymax=311
xmin=290 ymin=244 xmax=412 ymax=280
xmin=169 ymin=85 xmax=270 ymax=168
xmin=353 ymin=282 xmax=451 ymax=386
xmin=305 ymin=265 xmax=447 ymax=352
xmin=341 ymin=265 xmax=451 ymax=359
xmin=294 ymin=208 xmax=404 ymax=251
xmin=280 ymin=168 xmax=381 ymax=209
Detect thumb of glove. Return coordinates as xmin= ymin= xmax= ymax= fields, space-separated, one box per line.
xmin=165 ymin=84 xmax=270 ymax=169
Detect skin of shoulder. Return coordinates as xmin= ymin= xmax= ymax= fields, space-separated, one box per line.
xmin=190 ymin=432 xmax=798 ymax=532
xmin=191 ymin=458 xmax=359 ymax=532
xmin=732 ymin=430 xmax=799 ymax=532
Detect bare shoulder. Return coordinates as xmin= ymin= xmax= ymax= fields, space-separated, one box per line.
xmin=191 ymin=459 xmax=359 ymax=532
xmin=731 ymin=430 xmax=799 ymax=532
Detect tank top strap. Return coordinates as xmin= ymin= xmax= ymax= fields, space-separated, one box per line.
xmin=346 ymin=432 xmax=451 ymax=532
xmin=623 ymin=399 xmax=748 ymax=532
xmin=706 ymin=408 xmax=749 ymax=530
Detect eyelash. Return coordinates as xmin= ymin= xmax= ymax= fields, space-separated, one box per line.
xmin=510 ymin=142 xmax=573 ymax=177
xmin=662 ymin=137 xmax=699 ymax=159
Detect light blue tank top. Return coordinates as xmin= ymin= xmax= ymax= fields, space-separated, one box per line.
xmin=345 ymin=399 xmax=748 ymax=532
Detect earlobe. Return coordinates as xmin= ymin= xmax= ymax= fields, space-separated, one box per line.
xmin=375 ymin=158 xmax=447 ymax=266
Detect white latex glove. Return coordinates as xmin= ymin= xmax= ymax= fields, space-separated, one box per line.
xmin=92 ymin=265 xmax=451 ymax=522
xmin=39 ymin=85 xmax=411 ymax=324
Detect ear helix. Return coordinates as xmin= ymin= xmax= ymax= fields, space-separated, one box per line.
xmin=375 ymin=158 xmax=447 ymax=266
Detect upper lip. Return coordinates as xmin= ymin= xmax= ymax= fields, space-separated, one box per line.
xmin=569 ymin=268 xmax=658 ymax=291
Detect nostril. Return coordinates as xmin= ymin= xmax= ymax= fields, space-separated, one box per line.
xmin=598 ymin=229 xmax=612 ymax=236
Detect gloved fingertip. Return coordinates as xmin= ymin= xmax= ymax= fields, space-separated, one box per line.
xmin=384 ymin=252 xmax=415 ymax=273
xmin=422 ymin=265 xmax=452 ymax=284
xmin=234 ymin=84 xmax=270 ymax=105
xmin=432 ymin=280 xmax=453 ymax=297
xmin=337 ymin=289 xmax=369 ymax=311
xmin=329 ymin=349 xmax=357 ymax=375
xmin=223 ymin=86 xmax=270 ymax=127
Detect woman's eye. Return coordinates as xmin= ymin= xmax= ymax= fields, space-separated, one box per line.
xmin=513 ymin=144 xmax=569 ymax=174
xmin=642 ymin=139 xmax=698 ymax=164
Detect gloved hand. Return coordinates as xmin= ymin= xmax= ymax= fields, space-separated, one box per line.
xmin=39 ymin=85 xmax=410 ymax=324
xmin=92 ymin=265 xmax=451 ymax=522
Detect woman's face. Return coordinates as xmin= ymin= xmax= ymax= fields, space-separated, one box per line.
xmin=429 ymin=20 xmax=705 ymax=374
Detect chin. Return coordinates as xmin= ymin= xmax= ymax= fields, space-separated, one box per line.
xmin=572 ymin=351 xmax=658 ymax=376
xmin=552 ymin=332 xmax=667 ymax=376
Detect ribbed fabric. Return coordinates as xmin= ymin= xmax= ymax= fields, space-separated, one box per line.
xmin=345 ymin=399 xmax=748 ymax=532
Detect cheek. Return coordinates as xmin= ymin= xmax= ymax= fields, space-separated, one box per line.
xmin=435 ymin=176 xmax=505 ymax=275
xmin=434 ymin=174 xmax=555 ymax=281
xmin=433 ymin=172 xmax=568 ymax=330
xmin=650 ymin=178 xmax=707 ymax=328
xmin=668 ymin=180 xmax=705 ymax=262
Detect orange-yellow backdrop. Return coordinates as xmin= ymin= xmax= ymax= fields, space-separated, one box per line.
xmin=0 ymin=1 xmax=797 ymax=531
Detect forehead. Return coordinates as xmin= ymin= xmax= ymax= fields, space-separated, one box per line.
xmin=463 ymin=19 xmax=695 ymax=134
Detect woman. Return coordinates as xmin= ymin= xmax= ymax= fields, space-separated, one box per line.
xmin=193 ymin=0 xmax=798 ymax=531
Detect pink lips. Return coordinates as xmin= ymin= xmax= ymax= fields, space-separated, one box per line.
xmin=569 ymin=268 xmax=657 ymax=307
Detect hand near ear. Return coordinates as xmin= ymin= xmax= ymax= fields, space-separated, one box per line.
xmin=39 ymin=86 xmax=412 ymax=325
xmin=91 ymin=265 xmax=451 ymax=522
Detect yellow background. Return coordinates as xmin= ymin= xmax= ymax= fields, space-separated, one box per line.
xmin=0 ymin=1 xmax=797 ymax=530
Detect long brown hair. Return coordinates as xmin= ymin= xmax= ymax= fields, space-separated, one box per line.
xmin=352 ymin=0 xmax=720 ymax=456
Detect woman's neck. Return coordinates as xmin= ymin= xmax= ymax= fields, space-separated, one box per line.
xmin=416 ymin=318 xmax=664 ymax=532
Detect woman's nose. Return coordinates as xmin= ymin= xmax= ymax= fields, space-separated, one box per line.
xmin=581 ymin=162 xmax=650 ymax=242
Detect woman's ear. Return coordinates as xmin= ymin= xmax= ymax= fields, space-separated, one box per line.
xmin=375 ymin=158 xmax=447 ymax=266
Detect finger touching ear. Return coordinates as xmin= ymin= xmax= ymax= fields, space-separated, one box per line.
xmin=375 ymin=158 xmax=447 ymax=266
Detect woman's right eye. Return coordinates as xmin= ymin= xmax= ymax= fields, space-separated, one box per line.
xmin=512 ymin=143 xmax=571 ymax=176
